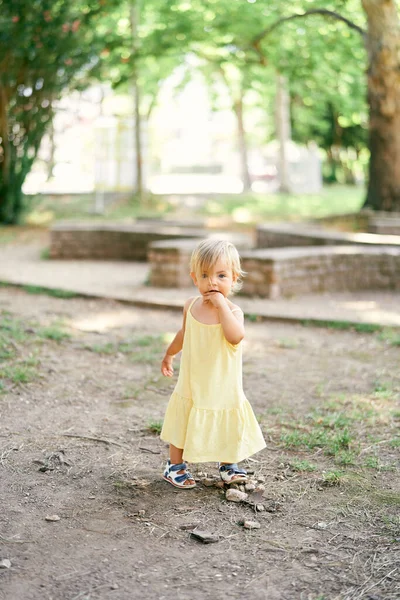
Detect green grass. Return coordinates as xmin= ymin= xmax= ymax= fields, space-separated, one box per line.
xmin=22 ymin=285 xmax=78 ymax=299
xmin=0 ymin=364 xmax=37 ymax=384
xmin=322 ymin=470 xmax=345 ymax=486
xmin=275 ymin=392 xmax=398 ymax=462
xmin=0 ymin=313 xmax=72 ymax=388
xmin=85 ymin=334 xmax=164 ymax=364
xmin=24 ymin=185 xmax=365 ymax=226
xmin=0 ymin=314 xmax=30 ymax=343
xmin=378 ymin=329 xmax=400 ymax=347
xmin=301 ymin=319 xmax=383 ymax=333
xmin=37 ymin=326 xmax=71 ymax=342
xmin=146 ymin=419 xmax=163 ymax=435
xmin=199 ymin=185 xmax=365 ymax=223
xmin=290 ymin=459 xmax=317 ymax=472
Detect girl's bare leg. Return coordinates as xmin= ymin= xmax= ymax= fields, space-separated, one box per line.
xmin=169 ymin=444 xmax=184 ymax=464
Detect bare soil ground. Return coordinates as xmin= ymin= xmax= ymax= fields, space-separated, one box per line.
xmin=0 ymin=286 xmax=399 ymax=600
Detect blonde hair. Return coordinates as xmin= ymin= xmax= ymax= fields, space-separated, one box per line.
xmin=190 ymin=239 xmax=245 ymax=293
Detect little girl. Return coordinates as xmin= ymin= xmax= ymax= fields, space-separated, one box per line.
xmin=160 ymin=239 xmax=266 ymax=488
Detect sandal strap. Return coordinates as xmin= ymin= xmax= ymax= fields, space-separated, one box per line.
xmin=219 ymin=463 xmax=247 ymax=476
xmin=165 ymin=462 xmax=194 ymax=484
xmin=168 ymin=462 xmax=187 ymax=472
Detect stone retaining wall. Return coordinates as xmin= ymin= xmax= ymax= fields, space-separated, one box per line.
xmin=240 ymin=246 xmax=400 ymax=298
xmin=50 ymin=222 xmax=205 ymax=261
xmin=148 ymin=240 xmax=400 ymax=297
xmin=148 ymin=234 xmax=254 ymax=288
xmin=256 ymin=223 xmax=400 ymax=249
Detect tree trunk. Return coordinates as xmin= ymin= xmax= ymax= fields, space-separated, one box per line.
xmin=362 ymin=0 xmax=400 ymax=211
xmin=233 ymin=96 xmax=252 ymax=192
xmin=130 ymin=0 xmax=144 ymax=204
xmin=275 ymin=74 xmax=291 ymax=193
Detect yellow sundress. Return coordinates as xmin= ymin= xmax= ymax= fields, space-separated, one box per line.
xmin=160 ymin=297 xmax=266 ymax=463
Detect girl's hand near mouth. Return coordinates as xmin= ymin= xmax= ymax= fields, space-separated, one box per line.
xmin=203 ymin=290 xmax=226 ymax=308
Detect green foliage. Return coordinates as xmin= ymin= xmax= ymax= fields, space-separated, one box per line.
xmin=0 ymin=0 xmax=121 ymax=224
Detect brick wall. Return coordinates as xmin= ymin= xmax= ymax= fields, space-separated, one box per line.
xmin=240 ymin=246 xmax=400 ymax=298
xmin=256 ymin=223 xmax=400 ymax=249
xmin=50 ymin=222 xmax=204 ymax=261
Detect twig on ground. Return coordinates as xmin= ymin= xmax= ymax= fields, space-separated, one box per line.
xmin=0 ymin=535 xmax=34 ymax=544
xmin=359 ymin=439 xmax=391 ymax=455
xmin=61 ymin=433 xmax=127 ymax=448
xmin=138 ymin=444 xmax=161 ymax=454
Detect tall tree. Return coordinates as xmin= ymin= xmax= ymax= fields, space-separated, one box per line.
xmin=251 ymin=1 xmax=400 ymax=211
xmin=0 ymin=0 xmax=120 ymax=224
xmin=361 ymin=0 xmax=400 ymax=211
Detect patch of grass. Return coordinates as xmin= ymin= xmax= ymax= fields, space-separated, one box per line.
xmin=381 ymin=514 xmax=400 ymax=534
xmin=0 ymin=315 xmax=30 ymax=343
xmin=37 ymin=326 xmax=71 ymax=342
xmin=85 ymin=335 xmax=163 ymax=363
xmin=0 ymin=364 xmax=36 ymax=384
xmin=0 ymin=345 xmax=15 ymax=361
xmin=290 ymin=459 xmax=317 ymax=472
xmin=301 ymin=319 xmax=382 ymax=333
xmin=123 ymin=385 xmax=140 ymax=400
xmin=146 ymin=419 xmax=163 ymax=435
xmin=389 ymin=437 xmax=400 ymax=448
xmin=86 ymin=342 xmax=115 ymax=354
xmin=378 ymin=328 xmax=400 ymax=347
xmin=40 ymin=247 xmax=50 ymax=260
xmin=277 ymin=338 xmax=299 ymax=349
xmin=22 ymin=285 xmax=78 ymax=299
xmin=246 ymin=313 xmax=259 ymax=323
xmin=364 ymin=455 xmax=381 ymax=469
xmin=371 ymin=490 xmax=400 ymax=507
xmin=373 ymin=380 xmax=398 ymax=401
xmin=335 ymin=450 xmax=357 ymax=466
xmin=322 ymin=470 xmax=345 ymax=486
xmin=200 ymin=185 xmax=364 ymax=222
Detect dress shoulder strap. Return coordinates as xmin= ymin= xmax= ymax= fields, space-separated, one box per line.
xmin=231 ymin=307 xmax=242 ymax=313
xmin=188 ymin=296 xmax=200 ymax=311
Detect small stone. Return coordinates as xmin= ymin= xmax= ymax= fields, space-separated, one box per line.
xmin=45 ymin=514 xmax=61 ymax=522
xmin=214 ymin=481 xmax=225 ymax=489
xmin=201 ymin=478 xmax=216 ymax=487
xmin=245 ymin=483 xmax=256 ymax=492
xmin=110 ymin=583 xmax=119 ymax=590
xmin=226 ymin=489 xmax=248 ymax=503
xmin=0 ymin=559 xmax=11 ymax=569
xmin=257 ymin=475 xmax=266 ymax=483
xmin=316 ymin=522 xmax=328 ymax=529
xmin=179 ymin=523 xmax=199 ymax=531
xmin=190 ymin=529 xmax=219 ymax=544
xmin=243 ymin=520 xmax=261 ymax=530
xmin=256 ymin=504 xmax=265 ymax=512
xmin=138 ymin=509 xmax=145 ymax=517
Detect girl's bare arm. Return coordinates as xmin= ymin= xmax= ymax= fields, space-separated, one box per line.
xmin=161 ymin=297 xmax=193 ymax=377
xmin=217 ymin=301 xmax=245 ymax=345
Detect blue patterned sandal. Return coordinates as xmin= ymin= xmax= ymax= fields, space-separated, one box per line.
xmin=219 ymin=463 xmax=248 ymax=484
xmin=163 ymin=461 xmax=196 ymax=489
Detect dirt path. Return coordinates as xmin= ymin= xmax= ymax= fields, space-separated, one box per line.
xmin=0 ymin=287 xmax=399 ymax=600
